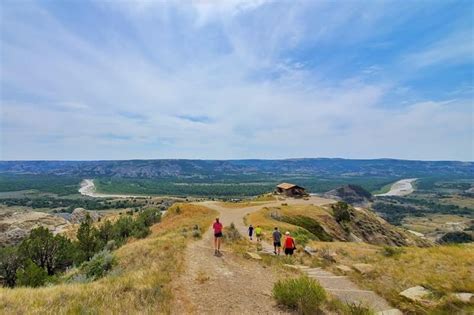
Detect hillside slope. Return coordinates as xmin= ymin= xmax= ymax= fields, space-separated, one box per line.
xmin=0 ymin=204 xmax=217 ymax=314
xmin=1 ymin=158 xmax=472 ymax=178
xmin=323 ymin=184 xmax=373 ymax=206
xmin=247 ymin=202 xmax=430 ymax=247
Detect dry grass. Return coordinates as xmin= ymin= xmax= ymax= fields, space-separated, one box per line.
xmin=402 ymin=214 xmax=472 ymax=235
xmin=217 ymin=201 xmax=262 ymax=208
xmin=0 ymin=203 xmax=217 ymax=315
xmin=307 ymin=241 xmax=474 ymax=313
xmin=217 ymin=194 xmax=276 ymax=209
xmin=245 ymin=204 xmax=335 ymax=240
xmin=438 ymin=195 xmax=474 ymax=208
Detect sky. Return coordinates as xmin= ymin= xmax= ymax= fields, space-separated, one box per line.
xmin=0 ymin=0 xmax=473 ymax=161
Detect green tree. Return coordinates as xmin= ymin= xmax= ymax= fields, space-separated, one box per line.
xmin=76 ymin=215 xmax=100 ymax=263
xmin=113 ymin=216 xmax=134 ymax=243
xmin=137 ymin=208 xmax=162 ymax=227
xmin=19 ymin=227 xmax=74 ymax=275
xmin=0 ymin=246 xmax=22 ymax=287
xmin=16 ymin=259 xmax=48 ymax=287
xmin=95 ymin=220 xmax=115 ymax=248
xmin=132 ymin=220 xmax=150 ymax=239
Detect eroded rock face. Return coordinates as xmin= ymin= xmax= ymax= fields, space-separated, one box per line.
xmin=324 ymin=185 xmax=373 ymax=206
xmin=70 ymin=208 xmax=100 ymax=224
xmin=0 ymin=208 xmax=70 ymax=246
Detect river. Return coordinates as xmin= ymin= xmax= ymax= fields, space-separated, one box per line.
xmin=375 ymin=178 xmax=417 ymax=197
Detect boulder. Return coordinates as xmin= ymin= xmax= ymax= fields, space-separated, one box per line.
xmin=246 ymin=252 xmax=262 ymax=260
xmin=336 ymin=265 xmax=352 ymax=273
xmin=352 ymin=263 xmax=375 ymax=275
xmin=348 ymin=233 xmax=363 ymax=242
xmin=452 ymin=292 xmax=473 ymax=303
xmin=304 ymin=246 xmax=317 ymax=256
xmin=399 ymin=286 xmax=431 ymax=302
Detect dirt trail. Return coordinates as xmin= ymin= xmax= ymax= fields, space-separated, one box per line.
xmin=172 ymin=197 xmax=333 ymax=314
xmin=173 ymin=197 xmax=401 ymax=314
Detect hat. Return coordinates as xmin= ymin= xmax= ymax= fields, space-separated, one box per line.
xmin=285 ymin=231 xmax=290 ymax=235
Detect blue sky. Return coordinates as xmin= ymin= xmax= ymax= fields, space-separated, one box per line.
xmin=0 ymin=0 xmax=473 ymax=161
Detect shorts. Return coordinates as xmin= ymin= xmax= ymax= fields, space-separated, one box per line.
xmin=256 ymin=233 xmax=262 ymax=238
xmin=214 ymin=232 xmax=223 ymax=238
xmin=273 ymin=241 xmax=281 ymax=247
xmin=285 ymin=248 xmax=294 ymax=255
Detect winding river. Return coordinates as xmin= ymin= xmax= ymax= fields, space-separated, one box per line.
xmin=79 ymin=179 xmax=143 ymax=198
xmin=375 ymin=178 xmax=417 ymax=197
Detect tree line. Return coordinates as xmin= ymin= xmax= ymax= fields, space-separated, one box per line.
xmin=0 ymin=208 xmax=162 ymax=288
xmin=0 ymin=197 xmax=147 ymax=211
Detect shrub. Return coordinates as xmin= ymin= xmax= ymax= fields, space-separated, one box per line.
xmin=292 ymin=228 xmax=317 ymax=246
xmin=137 ymin=208 xmax=162 ymax=227
xmin=80 ymin=250 xmax=116 ymax=280
xmin=382 ymin=246 xmax=404 ymax=257
xmin=223 ymin=222 xmax=242 ymax=242
xmin=132 ymin=220 xmax=151 ymax=239
xmin=320 ymin=247 xmax=336 ymax=263
xmin=273 ymin=276 xmax=326 ymax=314
xmin=332 ymin=202 xmax=351 ymax=222
xmin=96 ymin=220 xmax=115 ymax=246
xmin=105 ymin=240 xmax=117 ymax=251
xmin=281 ymin=216 xmax=332 ymax=242
xmin=344 ymin=302 xmax=374 ymax=315
xmin=438 ymin=231 xmax=473 ymax=244
xmin=15 ymin=260 xmax=48 ymax=288
xmin=191 ymin=225 xmax=202 ymax=239
xmin=113 ymin=216 xmax=135 ymax=242
xmin=0 ymin=246 xmax=22 ymax=287
xmin=327 ymin=299 xmax=374 ymax=315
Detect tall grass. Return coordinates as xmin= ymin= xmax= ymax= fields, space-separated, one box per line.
xmin=273 ymin=276 xmax=326 ymax=314
xmin=0 ymin=203 xmax=217 ymax=314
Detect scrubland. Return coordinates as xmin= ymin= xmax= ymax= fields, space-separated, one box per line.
xmin=0 ymin=204 xmax=217 ymax=314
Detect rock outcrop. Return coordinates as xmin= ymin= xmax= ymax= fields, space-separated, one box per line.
xmin=0 ymin=208 xmax=70 ymax=246
xmin=70 ymin=208 xmax=100 ymax=224
xmin=324 ymin=185 xmax=373 ymax=206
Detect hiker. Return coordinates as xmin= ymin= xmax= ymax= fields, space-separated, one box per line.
xmin=213 ymin=218 xmax=223 ymax=255
xmin=255 ymin=225 xmax=262 ymax=242
xmin=248 ymin=224 xmax=254 ymax=240
xmin=283 ymin=231 xmax=296 ymax=256
xmin=272 ymin=227 xmax=282 ymax=255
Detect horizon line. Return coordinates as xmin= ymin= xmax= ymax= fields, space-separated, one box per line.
xmin=1 ymin=157 xmax=472 ymax=163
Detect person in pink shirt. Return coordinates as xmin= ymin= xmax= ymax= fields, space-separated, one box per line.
xmin=212 ymin=218 xmax=223 ymax=255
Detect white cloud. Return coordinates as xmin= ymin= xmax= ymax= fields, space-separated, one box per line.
xmin=0 ymin=1 xmax=472 ymax=161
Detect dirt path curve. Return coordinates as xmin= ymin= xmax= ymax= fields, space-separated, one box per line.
xmin=172 ymin=197 xmax=333 ymax=314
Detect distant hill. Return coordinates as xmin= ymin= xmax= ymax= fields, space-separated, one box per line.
xmin=0 ymin=158 xmax=472 ymax=179
xmin=324 ymin=184 xmax=373 ymax=206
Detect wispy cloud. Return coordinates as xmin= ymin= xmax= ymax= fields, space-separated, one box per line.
xmin=404 ymin=30 xmax=474 ymax=68
xmin=1 ymin=0 xmax=472 ymax=160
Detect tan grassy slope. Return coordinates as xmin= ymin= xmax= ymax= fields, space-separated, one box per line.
xmin=0 ymin=204 xmax=217 ymax=315
xmin=308 ymin=241 xmax=474 ymax=314
xmin=246 ymin=203 xmax=473 ymax=313
xmin=246 ymin=203 xmax=429 ymax=246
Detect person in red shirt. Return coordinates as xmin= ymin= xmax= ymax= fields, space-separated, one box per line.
xmin=212 ymin=218 xmax=223 ymax=255
xmin=283 ymin=231 xmax=296 ymax=256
